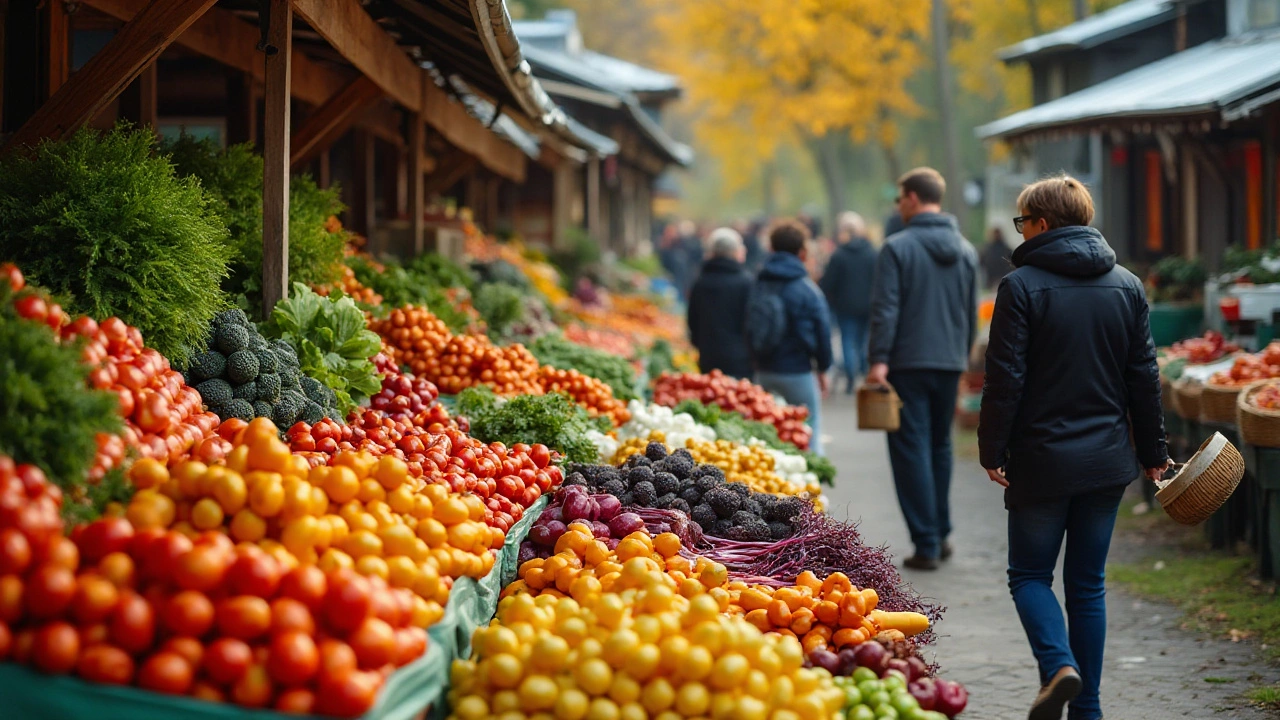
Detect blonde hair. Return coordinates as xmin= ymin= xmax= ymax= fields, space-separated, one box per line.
xmin=1017 ymin=174 xmax=1095 ymax=229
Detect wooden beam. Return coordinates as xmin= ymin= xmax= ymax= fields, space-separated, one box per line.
xmin=290 ymin=75 xmax=383 ymax=168
xmin=262 ymin=0 xmax=292 ymax=313
xmin=351 ymin=131 xmax=377 ymax=236
xmin=6 ymin=0 xmax=217 ymax=151
xmin=42 ymin=0 xmax=69 ymax=99
xmin=409 ymin=76 xmax=427 ymax=254
xmin=424 ymin=150 xmax=477 ymax=197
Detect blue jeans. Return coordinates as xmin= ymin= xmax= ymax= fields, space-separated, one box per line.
xmin=756 ymin=371 xmax=822 ymax=456
xmin=835 ymin=314 xmax=869 ymax=385
xmin=886 ymin=370 xmax=960 ymax=558
xmin=1008 ymin=487 xmax=1125 ymax=720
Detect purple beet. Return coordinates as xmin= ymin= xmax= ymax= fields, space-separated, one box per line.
xmin=809 ymin=648 xmax=840 ymax=675
xmin=906 ymin=655 xmax=929 ymax=681
xmin=596 ymin=495 xmax=622 ymax=520
xmin=852 ymin=641 xmax=890 ymax=674
xmin=885 ymin=658 xmax=911 ymax=679
xmin=590 ymin=521 xmax=611 ymax=539
xmin=517 ymin=543 xmax=538 ymax=564
xmin=837 ymin=647 xmax=859 ymax=676
xmin=908 ymin=677 xmax=938 ymax=711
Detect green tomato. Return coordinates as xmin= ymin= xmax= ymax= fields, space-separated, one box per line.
xmin=867 ymin=690 xmax=892 ymax=709
xmin=844 ymin=686 xmax=864 ymax=707
xmin=848 ymin=706 xmax=877 ymax=720
xmin=875 ymin=706 xmax=900 ymax=719
xmin=858 ymin=680 xmax=884 ymax=699
xmin=852 ymin=667 xmax=880 ymax=684
xmin=891 ymin=692 xmax=921 ymax=715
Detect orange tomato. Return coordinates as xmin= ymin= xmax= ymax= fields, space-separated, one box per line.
xmin=267 ymin=630 xmax=320 ymax=686
xmin=138 ymin=650 xmax=194 ymax=695
xmin=76 ymin=644 xmax=135 ymax=685
xmin=203 ymin=637 xmax=253 ymax=685
xmin=216 ymin=596 xmax=272 ymax=641
xmin=32 ymin=621 xmax=80 ymax=674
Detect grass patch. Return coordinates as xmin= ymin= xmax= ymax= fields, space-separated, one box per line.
xmin=1110 ymin=547 xmax=1280 ymax=660
xmin=1247 ymin=685 xmax=1280 ymax=707
xmin=1204 ymin=677 xmax=1238 ymax=684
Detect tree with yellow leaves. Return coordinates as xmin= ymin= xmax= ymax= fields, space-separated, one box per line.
xmin=648 ymin=0 xmax=930 ymax=230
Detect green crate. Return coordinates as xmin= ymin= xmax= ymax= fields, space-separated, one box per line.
xmin=1149 ymin=303 xmax=1204 ymax=347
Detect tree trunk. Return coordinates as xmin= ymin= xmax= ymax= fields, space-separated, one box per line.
xmin=808 ymin=132 xmax=847 ymax=240
xmin=930 ymin=0 xmax=966 ymax=225
xmin=762 ymin=160 xmax=778 ymax=218
xmin=881 ymin=140 xmax=902 ymax=186
xmin=1073 ymin=0 xmax=1089 ymax=21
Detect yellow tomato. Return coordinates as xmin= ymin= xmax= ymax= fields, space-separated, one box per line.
xmin=191 ymin=497 xmax=225 ymax=530
xmin=230 ymin=509 xmax=267 ymax=542
xmin=248 ymin=476 xmax=285 ymax=517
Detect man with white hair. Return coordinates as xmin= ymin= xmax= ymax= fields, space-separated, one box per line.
xmin=687 ymin=226 xmax=754 ymax=379
xmin=819 ymin=211 xmax=879 ymax=393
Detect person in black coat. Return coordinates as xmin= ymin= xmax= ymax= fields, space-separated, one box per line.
xmin=687 ymin=228 xmax=753 ymax=380
xmin=819 ymin=211 xmax=878 ymax=393
xmin=979 ymin=175 xmax=1170 ymax=720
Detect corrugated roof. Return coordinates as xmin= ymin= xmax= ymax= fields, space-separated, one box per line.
xmin=511 ymin=16 xmax=680 ymax=96
xmin=978 ymin=34 xmax=1280 ymax=139
xmin=998 ymin=0 xmax=1176 ymax=62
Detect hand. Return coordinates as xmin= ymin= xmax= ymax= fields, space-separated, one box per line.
xmin=1145 ymin=459 xmax=1174 ymax=484
xmin=817 ymin=371 xmax=831 ymax=398
xmin=867 ymin=363 xmax=889 ymax=386
xmin=986 ymin=467 xmax=1009 ymax=488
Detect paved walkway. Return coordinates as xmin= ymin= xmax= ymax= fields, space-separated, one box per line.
xmin=820 ymin=396 xmax=1278 ymax=719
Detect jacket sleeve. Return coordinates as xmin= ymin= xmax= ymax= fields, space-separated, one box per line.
xmin=978 ymin=276 xmax=1029 ymax=470
xmin=686 ymin=285 xmax=703 ymax=346
xmin=1126 ymin=291 xmax=1169 ymax=468
xmin=809 ymin=283 xmax=834 ymax=373
xmin=967 ymin=255 xmax=980 ymax=356
xmin=867 ymin=246 xmax=900 ymax=366
xmin=818 ymin=255 xmax=839 ymax=301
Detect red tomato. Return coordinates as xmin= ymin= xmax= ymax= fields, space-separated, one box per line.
xmin=394 ymin=627 xmax=428 ymax=666
xmin=231 ymin=663 xmax=274 ymax=708
xmin=39 ymin=535 xmax=79 ymax=570
xmin=204 ymin=637 xmax=253 ymax=684
xmin=270 ymin=597 xmax=316 ymax=635
xmin=347 ymin=617 xmax=395 ymax=669
xmin=278 ymin=565 xmax=327 ymax=611
xmin=160 ymin=636 xmax=204 ymax=669
xmin=216 ymin=595 xmax=272 ymax=641
xmin=138 ymin=650 xmax=194 ymax=695
xmin=322 ymin=571 xmax=372 ymax=634
xmin=26 ymin=565 xmax=76 ymax=619
xmin=316 ymin=638 xmax=358 ymax=683
xmin=32 ymin=621 xmax=79 ymax=674
xmin=109 ymin=590 xmax=157 ymax=654
xmin=13 ymin=295 xmax=48 ymax=323
xmin=173 ymin=544 xmax=231 ymax=593
xmin=0 ymin=528 xmax=32 ymax=575
xmin=71 ymin=574 xmax=121 ymax=625
xmin=267 ymin=630 xmax=320 ymax=686
xmin=0 ymin=622 xmax=10 ymax=661
xmin=0 ymin=575 xmax=24 ymax=623
xmin=135 ymin=391 xmax=172 ymax=434
xmin=275 ymin=687 xmax=316 ymax=714
xmin=163 ymin=590 xmax=215 ymax=637
xmin=75 ymin=517 xmax=135 ymax=564
xmin=316 ymin=669 xmax=380 ymax=717
xmin=141 ymin=531 xmax=193 ymax=583
xmin=227 ymin=549 xmax=282 ymax=599
xmin=1 ymin=263 xmax=24 ymax=291
xmin=529 ymin=444 xmax=551 ymax=469
xmin=76 ymin=643 xmax=135 ymax=685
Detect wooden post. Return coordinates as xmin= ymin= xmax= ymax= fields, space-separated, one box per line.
xmin=42 ymin=0 xmax=69 ymax=100
xmin=7 ymin=0 xmax=218 ymax=151
xmin=261 ymin=0 xmax=292 ymax=313
xmin=586 ymin=156 xmax=602 ymax=244
xmin=226 ymin=70 xmax=257 ymax=147
xmin=408 ymin=77 xmax=427 ymax=255
xmin=122 ymin=62 xmax=159 ymax=129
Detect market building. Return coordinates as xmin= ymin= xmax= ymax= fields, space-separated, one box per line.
xmin=979 ymin=0 xmax=1280 ymax=270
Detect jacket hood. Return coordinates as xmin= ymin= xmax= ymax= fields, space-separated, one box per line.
xmin=1012 ymin=225 xmax=1116 ymax=278
xmin=836 ymin=237 xmax=873 ymax=256
xmin=700 ymin=256 xmax=745 ymax=274
xmin=905 ymin=213 xmax=964 ymax=265
xmin=759 ymin=252 xmax=810 ymax=281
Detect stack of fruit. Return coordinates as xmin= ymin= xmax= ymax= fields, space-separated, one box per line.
xmin=537 ymin=367 xmax=631 ymax=426
xmin=652 ymin=371 xmax=812 ymax=450
xmin=187 ymin=310 xmax=342 ymax=425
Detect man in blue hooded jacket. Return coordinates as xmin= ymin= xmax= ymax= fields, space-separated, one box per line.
xmin=752 ymin=220 xmax=834 ymax=455
xmin=867 ymin=167 xmax=978 ymax=570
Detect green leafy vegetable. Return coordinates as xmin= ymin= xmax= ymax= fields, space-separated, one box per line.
xmin=0 ymin=125 xmax=232 ymax=365
xmin=674 ymin=399 xmax=835 ymax=485
xmin=472 ymin=282 xmax=527 ymax=338
xmin=345 ymin=255 xmax=474 ymax=332
xmin=263 ymin=283 xmax=382 ymax=416
xmin=456 ymin=387 xmax=604 ymax=464
xmin=0 ymin=286 xmax=124 ymax=515
xmin=530 ymin=333 xmax=639 ymax=401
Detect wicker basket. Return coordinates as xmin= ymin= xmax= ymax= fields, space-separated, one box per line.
xmin=1238 ymin=380 xmax=1280 ymax=448
xmin=1200 ymin=383 xmax=1244 ymax=424
xmin=1156 ymin=432 xmax=1245 ymax=525
xmin=1171 ymin=378 xmax=1203 ymax=421
xmin=857 ymin=383 xmax=902 ymax=432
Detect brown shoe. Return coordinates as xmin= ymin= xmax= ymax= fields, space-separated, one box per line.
xmin=1028 ymin=666 xmax=1082 ymax=720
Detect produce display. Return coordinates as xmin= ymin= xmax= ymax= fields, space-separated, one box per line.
xmin=653 ymin=371 xmax=813 ymax=450
xmin=1252 ymin=383 xmax=1280 ymax=410
xmin=1166 ymin=330 xmax=1238 ymax=363
xmin=1210 ymin=342 xmax=1280 ymax=386
xmin=0 ymin=126 xmax=974 ymax=720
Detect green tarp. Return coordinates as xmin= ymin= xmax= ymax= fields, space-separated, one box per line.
xmin=0 ymin=495 xmax=548 ymax=720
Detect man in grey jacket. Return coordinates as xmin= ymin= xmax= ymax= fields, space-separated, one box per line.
xmin=867 ymin=167 xmax=978 ymax=570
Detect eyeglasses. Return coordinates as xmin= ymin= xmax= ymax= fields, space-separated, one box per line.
xmin=1013 ymin=215 xmax=1035 ymax=233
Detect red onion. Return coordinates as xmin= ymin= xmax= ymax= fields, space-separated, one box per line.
xmin=596 ymin=494 xmax=621 ymax=520
xmin=934 ymin=679 xmax=968 ymax=717
xmin=608 ymin=512 xmax=645 ymax=537
xmin=853 ymin=641 xmax=889 ymax=674
xmin=563 ymin=493 xmax=594 ymax=521
xmin=908 ymin=678 xmax=938 ymax=711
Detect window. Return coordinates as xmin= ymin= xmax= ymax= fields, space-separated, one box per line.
xmin=1249 ymin=0 xmax=1280 ymax=29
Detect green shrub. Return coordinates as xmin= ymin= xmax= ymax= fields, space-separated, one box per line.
xmin=0 ymin=286 xmax=123 ymax=512
xmin=164 ymin=136 xmax=348 ymax=318
xmin=0 ymin=126 xmax=232 ymax=364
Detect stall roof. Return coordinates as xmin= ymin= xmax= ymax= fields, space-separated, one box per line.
xmin=520 ymin=44 xmax=693 ymax=167
xmin=998 ymin=0 xmax=1177 ymax=62
xmin=513 ymin=12 xmax=680 ymax=98
xmin=978 ymin=33 xmax=1280 ymax=139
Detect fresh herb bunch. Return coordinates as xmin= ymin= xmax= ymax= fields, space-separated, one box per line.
xmin=0 ymin=126 xmax=231 ymax=365
xmin=473 ymin=282 xmax=527 ymax=338
xmin=263 ymin=283 xmax=383 ymax=417
xmin=674 ymin=399 xmax=835 ymax=485
xmin=345 ymin=255 xmax=473 ymax=332
xmin=403 ymin=253 xmax=475 ymax=292
xmin=530 ymin=333 xmax=639 ymax=401
xmin=1146 ymin=256 xmax=1206 ymax=303
xmin=455 ymin=387 xmax=604 ymax=464
xmin=646 ymin=339 xmax=677 ymax=379
xmin=165 ymin=136 xmax=348 ymax=317
xmin=0 ymin=287 xmax=123 ymax=509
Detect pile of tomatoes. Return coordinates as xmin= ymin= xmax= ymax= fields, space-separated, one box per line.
xmin=1252 ymin=383 xmax=1280 ymax=410
xmin=315 ymin=264 xmax=382 ymax=307
xmin=537 ymin=366 xmax=631 ymax=426
xmin=368 ymin=306 xmax=452 ymax=379
xmin=1210 ymin=344 xmax=1280 ymax=387
xmin=1168 ymin=330 xmax=1239 ymax=364
xmin=652 ymin=370 xmax=813 ymax=450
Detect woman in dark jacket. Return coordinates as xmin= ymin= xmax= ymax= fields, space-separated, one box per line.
xmin=978 ymin=175 xmax=1170 ymax=720
xmin=687 ymin=228 xmax=753 ymax=379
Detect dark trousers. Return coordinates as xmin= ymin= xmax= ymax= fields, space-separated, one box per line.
xmin=1008 ymin=486 xmax=1124 ymax=720
xmin=886 ymin=369 xmax=961 ymax=559
xmin=835 ymin=313 xmax=869 ymax=386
